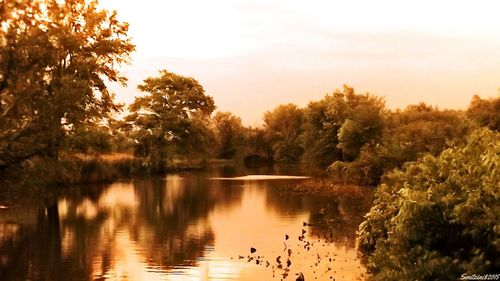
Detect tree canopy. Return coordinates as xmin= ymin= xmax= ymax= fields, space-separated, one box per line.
xmin=328 ymin=102 xmax=470 ymax=185
xmin=333 ymin=86 xmax=386 ymax=160
xmin=125 ymin=70 xmax=215 ymax=171
xmin=212 ymin=111 xmax=245 ymax=159
xmin=301 ymin=85 xmax=386 ymax=169
xmin=467 ymin=94 xmax=500 ymax=131
xmin=263 ymin=103 xmax=304 ymax=162
xmin=0 ymin=0 xmax=134 ymax=169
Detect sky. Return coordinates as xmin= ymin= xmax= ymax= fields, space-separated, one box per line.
xmin=100 ymin=0 xmax=500 ymax=125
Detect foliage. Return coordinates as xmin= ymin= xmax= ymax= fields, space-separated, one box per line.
xmin=334 ymin=87 xmax=386 ymax=160
xmin=302 ymin=85 xmax=386 ymax=169
xmin=243 ymin=126 xmax=274 ymax=165
xmin=301 ymin=97 xmax=342 ymax=168
xmin=212 ymin=111 xmax=246 ymax=159
xmin=65 ymin=124 xmax=114 ymax=153
xmin=329 ymin=103 xmax=470 ymax=185
xmin=467 ymin=94 xmax=500 ymax=131
xmin=357 ymin=128 xmax=500 ymax=280
xmin=0 ymin=0 xmax=134 ymax=170
xmin=125 ymin=70 xmax=215 ymax=171
xmin=63 ymin=118 xmax=136 ymax=154
xmin=0 ymin=153 xmax=141 ymax=196
xmin=328 ymin=145 xmax=385 ymax=186
xmin=263 ymin=103 xmax=304 ymax=162
xmin=386 ymin=104 xmax=469 ymax=156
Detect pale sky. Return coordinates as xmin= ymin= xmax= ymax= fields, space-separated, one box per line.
xmin=100 ymin=0 xmax=500 ymax=125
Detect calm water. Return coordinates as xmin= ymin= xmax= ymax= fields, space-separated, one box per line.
xmin=0 ymin=167 xmax=371 ymax=281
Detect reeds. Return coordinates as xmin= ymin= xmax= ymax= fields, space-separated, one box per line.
xmin=289 ymin=178 xmax=374 ymax=198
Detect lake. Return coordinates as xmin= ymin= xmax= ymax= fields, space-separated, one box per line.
xmin=0 ymin=166 xmax=371 ymax=281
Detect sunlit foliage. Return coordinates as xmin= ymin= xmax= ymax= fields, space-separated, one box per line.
xmin=357 ymin=128 xmax=500 ymax=280
xmin=125 ymin=70 xmax=215 ymax=171
xmin=0 ymin=0 xmax=134 ymax=170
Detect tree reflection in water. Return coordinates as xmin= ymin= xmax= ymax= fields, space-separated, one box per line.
xmin=307 ymin=192 xmax=374 ymax=248
xmin=0 ymin=170 xmax=371 ymax=281
xmin=0 ymin=173 xmax=243 ymax=281
xmin=265 ymin=181 xmax=373 ymax=247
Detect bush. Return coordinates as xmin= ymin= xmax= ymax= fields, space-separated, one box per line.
xmin=0 ymin=154 xmax=141 ymax=196
xmin=329 ymin=105 xmax=470 ymax=185
xmin=328 ymin=145 xmax=385 ymax=186
xmin=357 ymin=128 xmax=500 ymax=280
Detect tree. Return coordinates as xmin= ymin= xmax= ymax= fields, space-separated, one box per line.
xmin=0 ymin=0 xmax=134 ymax=169
xmin=125 ymin=70 xmax=215 ymax=171
xmin=65 ymin=123 xmax=114 ymax=154
xmin=301 ymin=86 xmax=386 ymax=170
xmin=467 ymin=94 xmax=500 ymax=131
xmin=329 ymin=103 xmax=469 ymax=185
xmin=243 ymin=126 xmax=274 ymax=165
xmin=333 ymin=86 xmax=386 ymax=160
xmin=212 ymin=111 xmax=245 ymax=159
xmin=357 ymin=129 xmax=500 ymax=280
xmin=302 ymin=97 xmax=343 ymax=168
xmin=263 ymin=103 xmax=304 ymax=162
xmin=385 ymin=104 xmax=469 ymax=158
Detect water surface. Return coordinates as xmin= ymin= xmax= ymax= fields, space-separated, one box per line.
xmin=0 ymin=168 xmax=370 ymax=281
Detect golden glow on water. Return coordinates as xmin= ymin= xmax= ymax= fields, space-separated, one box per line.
xmin=0 ymin=172 xmax=369 ymax=280
xmin=98 ymin=183 xmax=140 ymax=209
xmin=76 ymin=198 xmax=98 ymax=220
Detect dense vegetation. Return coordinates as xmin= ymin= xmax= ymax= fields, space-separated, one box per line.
xmin=0 ymin=0 xmax=134 ymax=168
xmin=122 ymin=70 xmax=215 ymax=172
xmin=358 ymin=129 xmax=499 ymax=280
xmin=2 ymin=0 xmax=497 ymax=184
xmin=1 ymin=1 xmax=499 ymax=279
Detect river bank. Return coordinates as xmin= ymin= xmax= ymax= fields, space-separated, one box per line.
xmin=0 ymin=153 xmax=235 ymax=204
xmin=0 ymin=156 xmax=373 ymax=209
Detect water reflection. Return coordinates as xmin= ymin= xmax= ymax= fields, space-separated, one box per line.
xmin=0 ymin=170 xmax=370 ymax=281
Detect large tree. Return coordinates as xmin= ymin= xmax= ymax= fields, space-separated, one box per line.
xmin=302 ymin=85 xmax=386 ymax=168
xmin=0 ymin=0 xmax=134 ymax=169
xmin=125 ymin=70 xmax=215 ymax=170
xmin=263 ymin=103 xmax=304 ymax=162
xmin=333 ymin=86 xmax=386 ymax=160
xmin=302 ymin=96 xmax=343 ymax=168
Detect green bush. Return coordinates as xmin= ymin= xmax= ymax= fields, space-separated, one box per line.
xmin=329 ymin=105 xmax=470 ymax=185
xmin=357 ymin=128 xmax=500 ymax=281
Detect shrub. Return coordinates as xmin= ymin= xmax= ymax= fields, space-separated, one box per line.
xmin=357 ymin=128 xmax=500 ymax=280
xmin=329 ymin=105 xmax=470 ymax=186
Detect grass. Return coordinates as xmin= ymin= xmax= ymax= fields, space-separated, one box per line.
xmin=288 ymin=178 xmax=374 ymax=197
xmin=0 ymin=152 xmax=216 ymax=193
